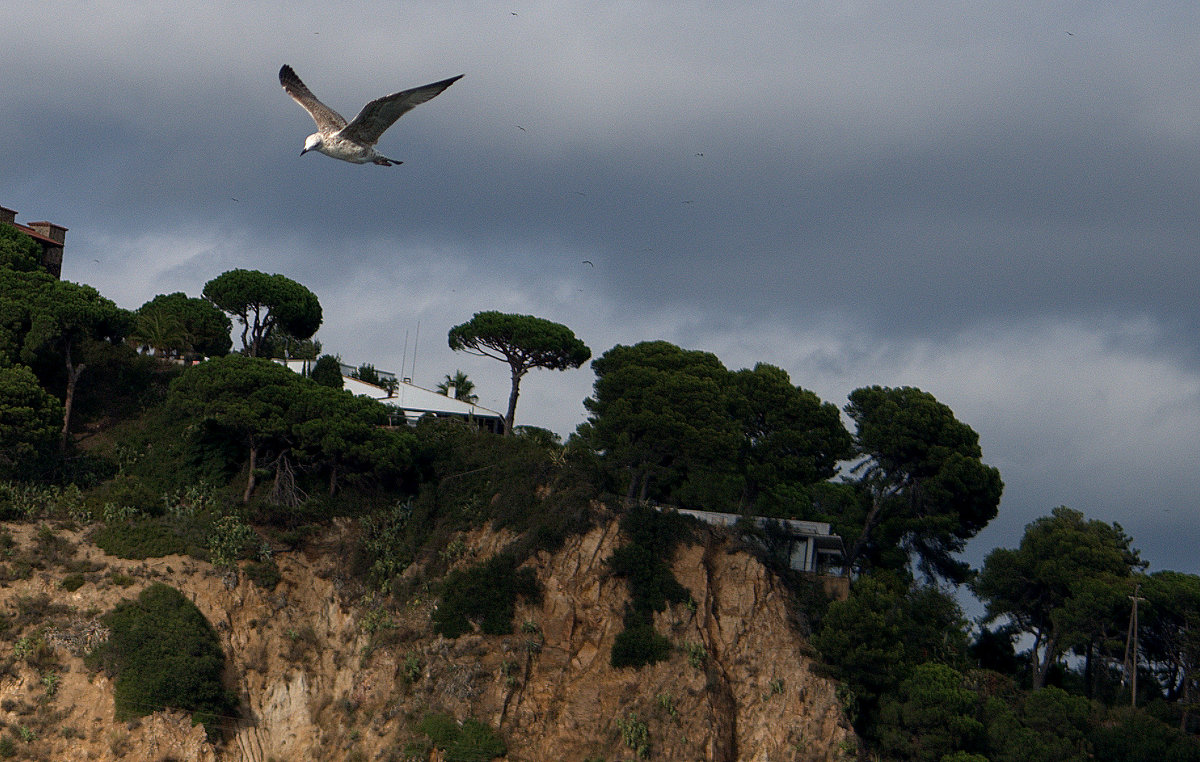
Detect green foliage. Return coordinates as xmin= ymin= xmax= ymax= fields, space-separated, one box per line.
xmin=433 ymin=553 xmax=542 ymax=638
xmin=0 ymin=480 xmax=84 ymax=521
xmin=581 ymin=342 xmax=851 ymax=514
xmin=417 ymin=712 xmax=462 ymax=748
xmin=88 ymin=474 xmax=162 ymax=517
xmin=202 ymin=269 xmax=322 ymax=357
xmin=607 ymin=504 xmax=694 ymax=668
xmin=616 ymin=711 xmax=650 ymax=758
xmin=813 ymin=575 xmax=969 ymax=736
xmin=730 ymin=362 xmax=853 ymax=513
xmin=353 ymin=499 xmax=415 ymax=589
xmin=1139 ymin=570 xmax=1200 ymax=707
xmin=310 ymin=353 xmax=343 ymax=387
xmin=583 ymin=340 xmax=739 ymax=506
xmin=843 ymin=385 xmax=1003 ymax=583
xmin=448 ymin=310 xmax=590 ymax=432
xmin=0 ymin=267 xmax=133 ymax=450
xmin=207 ymin=514 xmax=258 ymax=568
xmin=167 ymin=354 xmax=411 ymax=504
xmin=0 ymin=223 xmax=41 ymax=271
xmin=289 ymin=382 xmax=406 ymax=495
xmin=60 ymin=573 xmax=85 ymax=591
xmin=876 ymin=663 xmax=985 ymax=762
xmin=167 ymin=354 xmax=302 ymax=501
xmin=92 ymin=518 xmax=188 ymax=559
xmin=983 ymin=687 xmax=1092 ymax=762
xmin=416 ymin=713 xmax=507 ymax=762
xmin=1088 ymin=706 xmax=1200 ymax=762
xmin=436 ymin=369 xmax=478 ymax=403
xmin=0 ymin=364 xmax=62 ymax=479
xmin=90 ymin=583 xmax=235 ymax=734
xmin=410 ymin=418 xmax=594 ymax=557
xmin=611 ymin=620 xmax=672 ymax=668
xmin=132 ymin=292 xmax=232 ymax=359
xmin=244 ymin=558 xmax=281 ymax=589
xmin=351 ymin=362 xmax=399 ymax=395
xmin=681 ymin=639 xmax=708 ymax=669
xmin=973 ymin=506 xmax=1143 ymax=689
xmin=609 ymin=503 xmax=692 ymax=611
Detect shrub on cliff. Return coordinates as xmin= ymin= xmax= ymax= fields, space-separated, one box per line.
xmin=433 ymin=553 xmax=542 ymax=638
xmin=415 ymin=713 xmax=507 ymax=762
xmin=607 ymin=503 xmax=694 ymax=668
xmin=88 ymin=582 xmax=235 ymax=735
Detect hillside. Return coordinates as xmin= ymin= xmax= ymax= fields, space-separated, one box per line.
xmin=0 ymin=516 xmax=855 ymax=762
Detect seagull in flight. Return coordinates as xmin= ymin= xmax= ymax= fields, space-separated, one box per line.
xmin=279 ymin=64 xmax=463 ymax=166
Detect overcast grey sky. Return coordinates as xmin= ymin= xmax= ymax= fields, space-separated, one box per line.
xmin=4 ymin=1 xmax=1198 ymax=580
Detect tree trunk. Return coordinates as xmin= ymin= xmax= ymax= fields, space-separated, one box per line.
xmin=847 ymin=493 xmax=886 ymax=572
xmin=1181 ymin=672 xmax=1191 ymax=732
xmin=503 ymin=364 xmax=524 ymax=435
xmin=1032 ymin=632 xmax=1059 ymax=690
xmin=242 ymin=443 xmax=260 ymax=503
xmin=60 ymin=341 xmax=85 ymax=453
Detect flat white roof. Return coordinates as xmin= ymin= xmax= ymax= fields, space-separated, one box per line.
xmin=274 ymin=359 xmax=503 ymax=421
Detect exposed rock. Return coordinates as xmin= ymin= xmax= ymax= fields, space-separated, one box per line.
xmin=0 ymin=519 xmax=855 ymax=761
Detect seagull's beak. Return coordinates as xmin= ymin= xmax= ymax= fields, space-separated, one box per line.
xmin=300 ymin=147 xmax=309 ymax=156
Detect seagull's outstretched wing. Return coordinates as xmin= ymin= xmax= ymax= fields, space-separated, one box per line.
xmin=340 ymin=74 xmax=463 ymax=146
xmin=279 ymin=65 xmax=347 ymax=134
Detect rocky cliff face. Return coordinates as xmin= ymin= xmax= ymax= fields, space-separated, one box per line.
xmin=0 ymin=518 xmax=855 ymax=762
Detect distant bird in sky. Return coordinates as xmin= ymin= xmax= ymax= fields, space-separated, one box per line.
xmin=278 ymin=64 xmax=463 ymax=166
xmin=581 ymin=260 xmax=593 ymax=267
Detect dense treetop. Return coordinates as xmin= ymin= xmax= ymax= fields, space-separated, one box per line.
xmin=202 ymin=269 xmax=321 ymax=357
xmin=448 ymin=311 xmax=590 ymax=433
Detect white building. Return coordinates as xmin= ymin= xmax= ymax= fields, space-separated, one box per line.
xmin=276 ymin=359 xmax=505 ymax=433
xmin=670 ymin=507 xmax=846 ymax=576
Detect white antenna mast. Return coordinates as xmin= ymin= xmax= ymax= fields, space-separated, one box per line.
xmin=401 ymin=330 xmax=410 ymax=381
xmin=411 ymin=321 xmax=421 ymax=383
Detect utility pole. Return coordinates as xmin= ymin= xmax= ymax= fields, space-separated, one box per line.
xmin=1123 ymin=583 xmax=1147 ymax=707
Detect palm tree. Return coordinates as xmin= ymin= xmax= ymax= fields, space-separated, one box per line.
xmin=436 ymin=370 xmax=478 ymax=403
xmin=129 ymin=309 xmax=187 ymax=357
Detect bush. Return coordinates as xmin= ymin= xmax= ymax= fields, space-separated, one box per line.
xmin=87 ymin=475 xmax=162 ymax=519
xmin=0 ymin=482 xmax=85 ymax=521
xmin=92 ymin=518 xmax=187 ymax=559
xmin=1088 ymin=707 xmax=1200 ymax=762
xmin=607 ymin=504 xmax=694 ymax=668
xmin=244 ymin=559 xmax=281 ymax=590
xmin=311 ymin=355 xmax=344 ymax=388
xmin=611 ymin=620 xmax=672 ymax=669
xmin=416 ymin=713 xmax=507 ymax=762
xmin=433 ymin=553 xmax=542 ymax=638
xmin=88 ymin=582 xmax=235 ymax=735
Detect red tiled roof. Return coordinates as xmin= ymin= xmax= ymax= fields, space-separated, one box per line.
xmin=4 ymin=221 xmax=61 ymax=247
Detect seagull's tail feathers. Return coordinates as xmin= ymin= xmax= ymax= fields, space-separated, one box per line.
xmin=372 ymin=155 xmax=403 ymax=166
